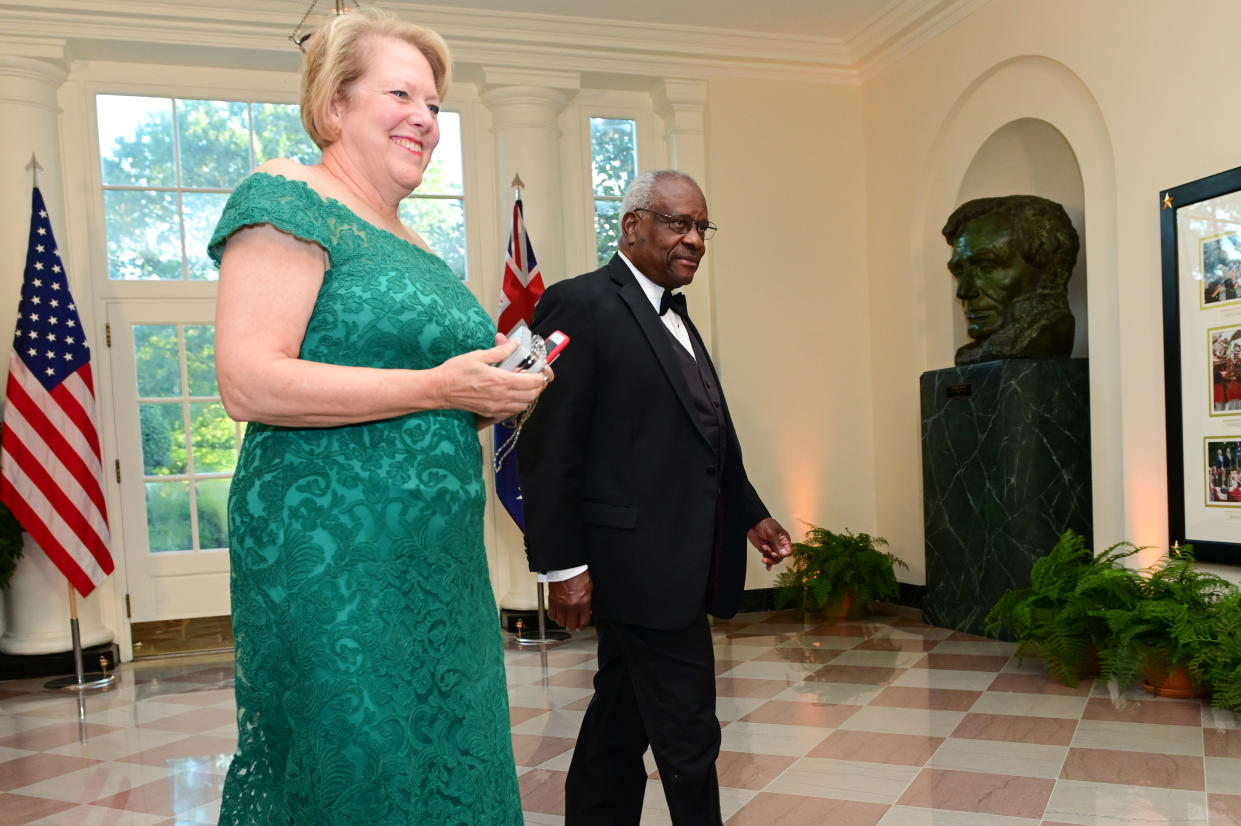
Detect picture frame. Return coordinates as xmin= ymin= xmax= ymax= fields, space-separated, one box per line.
xmin=1161 ymin=166 xmax=1241 ymax=564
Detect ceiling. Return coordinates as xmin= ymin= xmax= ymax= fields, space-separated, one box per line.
xmin=391 ymin=0 xmax=904 ymax=41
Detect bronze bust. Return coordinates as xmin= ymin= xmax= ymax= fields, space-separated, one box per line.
xmin=943 ymin=195 xmax=1078 ymax=365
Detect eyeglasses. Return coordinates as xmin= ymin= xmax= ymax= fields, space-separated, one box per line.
xmin=634 ymin=208 xmax=717 ymax=240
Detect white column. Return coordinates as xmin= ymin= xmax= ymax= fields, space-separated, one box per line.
xmin=480 ymin=69 xmax=578 ymax=611
xmin=652 ymin=79 xmax=715 ymax=348
xmin=0 ymin=44 xmax=114 ymax=653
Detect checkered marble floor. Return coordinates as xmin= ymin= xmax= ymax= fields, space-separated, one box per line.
xmin=2 ymin=609 xmax=1240 ymax=825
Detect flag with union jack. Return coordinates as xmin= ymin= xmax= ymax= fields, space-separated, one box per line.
xmin=494 ymin=196 xmax=545 ymax=529
xmin=1 ymin=187 xmax=113 ymax=597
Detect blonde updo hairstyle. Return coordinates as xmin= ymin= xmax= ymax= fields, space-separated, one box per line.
xmin=300 ymin=7 xmax=451 ymax=150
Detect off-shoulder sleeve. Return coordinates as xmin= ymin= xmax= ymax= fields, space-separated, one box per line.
xmin=208 ymin=173 xmax=332 ymax=268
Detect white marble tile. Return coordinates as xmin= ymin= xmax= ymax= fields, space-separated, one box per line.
xmin=717 ymin=660 xmax=817 ymax=682
xmin=888 ymin=669 xmax=997 ymax=691
xmin=926 ymin=738 xmax=1068 ymax=779
xmin=765 ymin=756 xmax=920 ymax=804
xmin=719 ymin=784 xmax=758 ymax=819
xmin=1043 ymin=779 xmax=1209 ymax=825
xmin=505 ymin=665 xmax=553 ymax=685
xmin=13 ymin=760 xmax=177 ymax=803
xmin=174 ymin=799 xmax=223 ymax=825
xmin=1070 ymin=719 xmax=1204 ymax=756
xmin=1206 ymin=756 xmax=1241 ymax=794
xmin=639 ymin=778 xmax=672 ymax=826
xmin=777 ymin=635 xmax=865 ymax=651
xmin=506 ymin=685 xmax=594 ymax=710
xmin=967 ymin=691 xmax=1087 ymax=719
xmin=711 ymin=643 xmax=775 ymax=662
xmin=774 ymin=681 xmax=885 ymax=706
xmin=715 ymin=695 xmax=769 ymax=722
xmin=523 ymin=812 xmax=565 ymax=826
xmin=836 ymin=706 xmax=965 ymax=738
xmin=511 ymin=709 xmax=587 ymax=739
xmin=717 ymin=721 xmax=833 ymax=757
xmin=878 ymin=805 xmax=1040 ymax=826
xmin=931 ymin=640 xmax=1019 ymax=656
xmin=537 ymin=748 xmax=575 ymax=771
xmin=828 ymin=649 xmax=927 ymax=669
xmin=751 ymin=622 xmax=818 ymax=635
xmin=47 ymin=726 xmax=188 ymax=761
xmin=25 ymin=804 xmax=168 ymax=825
xmin=0 ymin=744 xmax=35 ymax=761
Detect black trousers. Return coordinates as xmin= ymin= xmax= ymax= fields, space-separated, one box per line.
xmin=564 ymin=616 xmax=722 ymax=826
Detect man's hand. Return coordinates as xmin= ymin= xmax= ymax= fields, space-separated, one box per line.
xmin=548 ymin=570 xmax=593 ymax=631
xmin=747 ymin=517 xmax=793 ymax=570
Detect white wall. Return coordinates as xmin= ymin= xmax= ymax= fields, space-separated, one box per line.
xmin=705 ymin=77 xmax=873 ymax=588
xmin=861 ymin=0 xmax=1241 ymax=582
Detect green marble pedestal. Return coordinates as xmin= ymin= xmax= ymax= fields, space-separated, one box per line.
xmin=920 ymin=359 xmax=1092 ymax=636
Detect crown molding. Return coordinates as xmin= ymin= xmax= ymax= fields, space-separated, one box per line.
xmin=0 ymin=0 xmax=988 ymax=85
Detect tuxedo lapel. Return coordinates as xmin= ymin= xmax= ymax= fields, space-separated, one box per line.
xmin=607 ymin=257 xmax=713 ymax=450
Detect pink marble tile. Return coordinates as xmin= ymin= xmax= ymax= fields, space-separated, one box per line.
xmin=897 ymin=768 xmax=1054 ymax=818
xmin=807 ymin=664 xmax=902 ymax=686
xmin=508 ymin=650 xmax=596 ymax=668
xmin=114 ymin=735 xmax=237 ymax=767
xmin=1209 ymin=793 xmax=1241 ymax=825
xmin=714 ymin=750 xmax=796 ymax=790
xmin=728 ymin=792 xmax=887 ymax=825
xmin=517 ymin=768 xmax=567 ymax=816
xmin=716 ymin=659 xmax=746 ymax=675
xmin=0 ymin=754 xmax=100 ymax=792
xmin=1060 ymin=746 xmax=1205 ymax=791
xmin=510 ymin=734 xmax=576 ymax=767
xmin=755 ymin=611 xmax=803 ymax=624
xmin=155 ymin=689 xmax=235 ymax=707
xmin=952 ymin=712 xmax=1077 ymax=746
xmin=914 ymin=653 xmax=1011 ymax=672
xmin=946 ymin=630 xmax=994 ymax=642
xmin=869 ymin=686 xmax=981 ymax=711
xmin=715 ymin=677 xmax=791 ymax=699
xmin=987 ymin=672 xmax=1094 ymax=696
xmin=807 ymin=730 xmax=943 ymax=765
xmin=90 ymin=774 xmax=224 ymax=817
xmin=560 ymin=695 xmax=595 ymax=712
xmin=1082 ymin=696 xmax=1203 ymax=726
xmin=803 ymin=622 xmax=873 ymax=637
xmin=854 ymin=637 xmax=939 ymax=652
xmin=0 ymin=792 xmax=77 ymax=825
xmin=543 ymin=669 xmax=598 ymax=689
xmin=753 ymin=647 xmax=839 ymax=665
xmin=509 ymin=705 xmax=548 ymax=726
xmin=1207 ymin=728 xmax=1241 ymax=759
xmin=723 ymin=634 xmax=794 ymax=647
xmin=738 ymin=700 xmax=861 ymax=728
xmin=141 ymin=708 xmax=238 ymax=735
xmin=0 ymin=722 xmax=120 ymax=751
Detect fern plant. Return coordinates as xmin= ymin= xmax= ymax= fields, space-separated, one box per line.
xmin=0 ymin=499 xmax=24 ymax=591
xmin=984 ymin=530 xmax=1144 ymax=687
xmin=1097 ymin=545 xmax=1233 ymax=694
xmin=773 ymin=526 xmax=908 ymax=619
xmin=1205 ymin=590 xmax=1241 ymax=712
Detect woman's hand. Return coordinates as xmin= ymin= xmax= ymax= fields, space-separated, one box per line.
xmin=438 ymin=333 xmax=551 ymax=421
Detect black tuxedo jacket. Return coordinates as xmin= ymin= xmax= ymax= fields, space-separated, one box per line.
xmin=518 ymin=254 xmax=769 ymax=630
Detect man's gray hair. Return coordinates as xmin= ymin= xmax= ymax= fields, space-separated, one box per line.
xmin=620 ymin=170 xmax=698 ymax=216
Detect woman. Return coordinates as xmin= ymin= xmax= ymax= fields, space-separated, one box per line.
xmin=210 ymin=9 xmax=542 ymax=824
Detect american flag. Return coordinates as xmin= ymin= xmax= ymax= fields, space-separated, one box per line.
xmin=494 ymin=196 xmax=545 ymax=529
xmin=0 ymin=187 xmax=113 ymax=597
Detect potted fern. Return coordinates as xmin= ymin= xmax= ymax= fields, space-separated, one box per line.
xmin=984 ymin=530 xmax=1144 ymax=687
xmin=773 ymin=525 xmax=907 ymax=621
xmin=1204 ymin=589 xmax=1241 ymax=712
xmin=1097 ymin=544 xmax=1233 ymax=697
xmin=0 ymin=499 xmax=23 ymax=591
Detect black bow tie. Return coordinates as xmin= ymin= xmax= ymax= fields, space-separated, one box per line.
xmin=659 ymin=290 xmax=688 ymax=318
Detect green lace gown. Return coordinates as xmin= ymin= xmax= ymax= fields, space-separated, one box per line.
xmin=208 ymin=173 xmax=522 ymax=825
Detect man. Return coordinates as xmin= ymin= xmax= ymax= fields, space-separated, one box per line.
xmin=943 ymin=195 xmax=1079 ymax=365
xmin=518 ymin=170 xmax=792 ymax=825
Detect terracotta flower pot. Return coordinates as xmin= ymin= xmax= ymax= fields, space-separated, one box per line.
xmin=1142 ymin=665 xmax=1203 ymax=699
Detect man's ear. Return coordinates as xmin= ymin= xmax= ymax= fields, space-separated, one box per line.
xmin=620 ymin=211 xmax=638 ymax=244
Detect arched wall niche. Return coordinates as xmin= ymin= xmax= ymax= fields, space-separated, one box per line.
xmin=954 ymin=118 xmax=1088 ymax=359
xmin=908 ymin=54 xmax=1124 ymax=545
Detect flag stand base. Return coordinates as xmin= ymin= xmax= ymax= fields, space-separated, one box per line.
xmin=515 ymin=582 xmax=570 ymax=647
xmin=44 ymin=601 xmax=118 ymax=693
